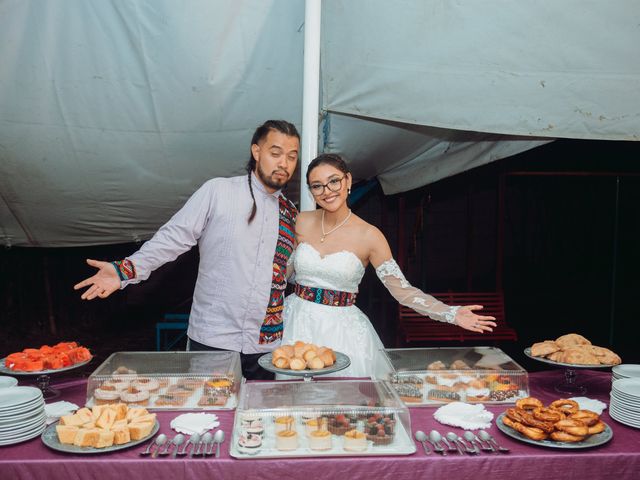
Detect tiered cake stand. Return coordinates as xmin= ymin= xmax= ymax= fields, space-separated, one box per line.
xmin=524 ymin=347 xmax=613 ymax=395
xmin=0 ymin=358 xmax=92 ymax=399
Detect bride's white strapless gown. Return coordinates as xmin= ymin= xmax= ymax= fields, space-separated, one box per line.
xmin=281 ymin=242 xmax=385 ymax=378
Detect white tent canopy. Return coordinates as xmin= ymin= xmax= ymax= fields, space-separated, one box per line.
xmin=1 ymin=0 xmax=638 ymax=246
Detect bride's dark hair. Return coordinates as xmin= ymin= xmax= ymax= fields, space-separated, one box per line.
xmin=306 ymin=153 xmax=350 ymax=185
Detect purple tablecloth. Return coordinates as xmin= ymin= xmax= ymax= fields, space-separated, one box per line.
xmin=1 ymin=370 xmax=639 ymax=480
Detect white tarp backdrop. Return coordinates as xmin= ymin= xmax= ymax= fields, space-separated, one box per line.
xmin=1 ymin=0 xmax=639 ymax=246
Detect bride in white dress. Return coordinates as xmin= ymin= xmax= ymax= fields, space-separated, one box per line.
xmin=281 ymin=154 xmax=497 ymax=378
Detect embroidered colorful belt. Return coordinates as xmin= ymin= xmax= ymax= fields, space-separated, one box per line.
xmin=294 ymin=284 xmax=357 ymax=307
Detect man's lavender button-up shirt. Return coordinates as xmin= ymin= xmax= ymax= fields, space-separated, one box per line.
xmin=122 ymin=173 xmax=283 ymax=354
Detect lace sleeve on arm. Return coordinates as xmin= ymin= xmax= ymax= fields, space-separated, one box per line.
xmin=375 ymin=259 xmax=459 ymax=324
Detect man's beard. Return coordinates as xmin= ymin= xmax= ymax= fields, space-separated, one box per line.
xmin=256 ymin=163 xmax=289 ymax=190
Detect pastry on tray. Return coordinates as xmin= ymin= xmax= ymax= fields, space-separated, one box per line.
xmin=529 ymin=333 xmax=621 ymax=365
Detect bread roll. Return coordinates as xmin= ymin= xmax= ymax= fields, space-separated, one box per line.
xmin=289 ymin=358 xmax=306 ymax=370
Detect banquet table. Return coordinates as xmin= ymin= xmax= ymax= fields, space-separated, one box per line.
xmin=1 ymin=369 xmax=639 ymax=480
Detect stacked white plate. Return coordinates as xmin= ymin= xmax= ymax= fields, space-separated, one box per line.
xmin=612 ymin=364 xmax=640 ymax=381
xmin=0 ymin=376 xmax=19 ymax=389
xmin=609 ymin=378 xmax=640 ymax=429
xmin=0 ymin=386 xmax=46 ymax=445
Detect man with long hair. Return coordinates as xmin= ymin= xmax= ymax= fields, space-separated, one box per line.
xmin=74 ymin=120 xmax=300 ymax=379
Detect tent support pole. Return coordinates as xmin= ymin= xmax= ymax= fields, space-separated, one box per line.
xmin=300 ymin=0 xmax=322 ymax=212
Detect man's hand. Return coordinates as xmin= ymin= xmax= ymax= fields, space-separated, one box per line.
xmin=73 ymin=259 xmax=121 ymax=300
xmin=454 ymin=305 xmax=497 ymax=333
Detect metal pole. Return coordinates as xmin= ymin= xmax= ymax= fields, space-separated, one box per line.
xmin=300 ymin=0 xmax=322 ymax=212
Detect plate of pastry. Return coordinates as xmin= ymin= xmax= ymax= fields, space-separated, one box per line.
xmin=497 ymin=412 xmax=611 ymax=449
xmin=41 ymin=404 xmax=159 ymax=454
xmin=525 ymin=333 xmax=621 ymax=368
xmin=259 ymin=342 xmax=350 ymax=377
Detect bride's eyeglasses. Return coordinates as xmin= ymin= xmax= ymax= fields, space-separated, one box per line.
xmin=309 ymin=176 xmax=345 ymax=196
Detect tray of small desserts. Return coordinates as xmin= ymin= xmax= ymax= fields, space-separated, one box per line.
xmin=525 ymin=333 xmax=622 ymax=368
xmin=41 ymin=403 xmax=159 ymax=454
xmin=86 ymin=351 xmax=241 ymax=410
xmin=380 ymin=347 xmax=530 ymax=406
xmin=258 ymin=342 xmax=350 ymax=378
xmin=496 ymin=397 xmax=612 ymax=449
xmin=230 ymin=380 xmax=416 ymax=458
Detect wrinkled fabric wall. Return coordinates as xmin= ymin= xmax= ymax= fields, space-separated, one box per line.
xmin=0 ymin=0 xmax=304 ymax=246
xmin=1 ymin=0 xmax=639 ymax=246
xmin=322 ymin=0 xmax=640 ymax=140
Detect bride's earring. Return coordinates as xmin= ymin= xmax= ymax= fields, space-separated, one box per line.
xmin=348 ymin=188 xmax=351 ymax=195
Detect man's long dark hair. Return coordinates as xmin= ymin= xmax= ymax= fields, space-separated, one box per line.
xmin=246 ymin=120 xmax=300 ymax=223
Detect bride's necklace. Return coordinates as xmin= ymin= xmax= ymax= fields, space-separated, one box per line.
xmin=321 ymin=209 xmax=352 ymax=243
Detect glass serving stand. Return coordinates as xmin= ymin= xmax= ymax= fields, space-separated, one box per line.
xmin=0 ymin=358 xmax=92 ymax=399
xmin=258 ymin=352 xmax=350 ymax=381
xmin=523 ymin=347 xmax=612 ymax=395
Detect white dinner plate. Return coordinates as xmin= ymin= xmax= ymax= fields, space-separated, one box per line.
xmin=612 ymin=364 xmax=640 ymax=379
xmin=0 ymin=386 xmax=43 ymax=409
xmin=610 ymin=404 xmax=640 ymax=419
xmin=0 ymin=410 xmax=46 ymax=431
xmin=0 ymin=397 xmax=44 ymax=418
xmin=0 ymin=376 xmax=18 ymax=389
xmin=612 ymin=378 xmax=640 ymax=397
xmin=0 ymin=423 xmax=46 ymax=446
xmin=0 ymin=406 xmax=45 ymax=425
xmin=609 ymin=409 xmax=640 ymax=429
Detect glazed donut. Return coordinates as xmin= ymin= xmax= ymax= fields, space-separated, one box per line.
xmin=131 ymin=377 xmax=160 ymax=392
xmin=569 ymin=410 xmax=600 ymax=427
xmin=550 ymin=430 xmax=585 ymax=442
xmin=550 ymin=399 xmax=579 ymax=415
xmin=554 ymin=418 xmax=589 ymax=437
xmin=120 ymin=386 xmax=150 ymax=405
xmin=516 ymin=397 xmax=544 ymax=411
xmin=533 ymin=407 xmax=565 ymax=423
xmin=587 ymin=421 xmax=606 ymax=434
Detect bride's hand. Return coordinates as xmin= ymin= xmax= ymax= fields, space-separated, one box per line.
xmin=454 ymin=305 xmax=497 ymax=333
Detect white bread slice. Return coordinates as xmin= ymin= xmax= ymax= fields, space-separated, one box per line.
xmin=128 ymin=421 xmax=154 ymax=440
xmin=95 ymin=430 xmax=115 ymax=448
xmin=59 ymin=413 xmax=84 ymax=427
xmin=73 ymin=428 xmax=100 ymax=447
xmin=128 ymin=413 xmax=156 ymax=425
xmin=125 ymin=407 xmax=148 ymax=421
xmin=96 ymin=408 xmax=116 ymax=430
xmin=75 ymin=407 xmax=94 ymax=424
xmin=112 ymin=403 xmax=128 ymax=421
xmin=56 ymin=425 xmax=79 ymax=445
xmin=112 ymin=426 xmax=131 ymax=445
xmin=112 ymin=419 xmax=128 ymax=429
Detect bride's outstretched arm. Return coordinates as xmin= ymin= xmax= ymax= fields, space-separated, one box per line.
xmin=368 ymin=228 xmax=496 ymax=332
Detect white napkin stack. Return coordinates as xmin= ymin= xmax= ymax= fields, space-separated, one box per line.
xmin=569 ymin=396 xmax=607 ymax=415
xmin=170 ymin=413 xmax=220 ymax=435
xmin=44 ymin=401 xmax=79 ymax=425
xmin=433 ymin=401 xmax=494 ymax=430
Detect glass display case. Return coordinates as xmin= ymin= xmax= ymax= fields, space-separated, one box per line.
xmin=230 ymin=380 xmax=416 ymax=458
xmin=86 ymin=351 xmax=241 ymax=410
xmin=378 ymin=347 xmax=529 ymax=406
